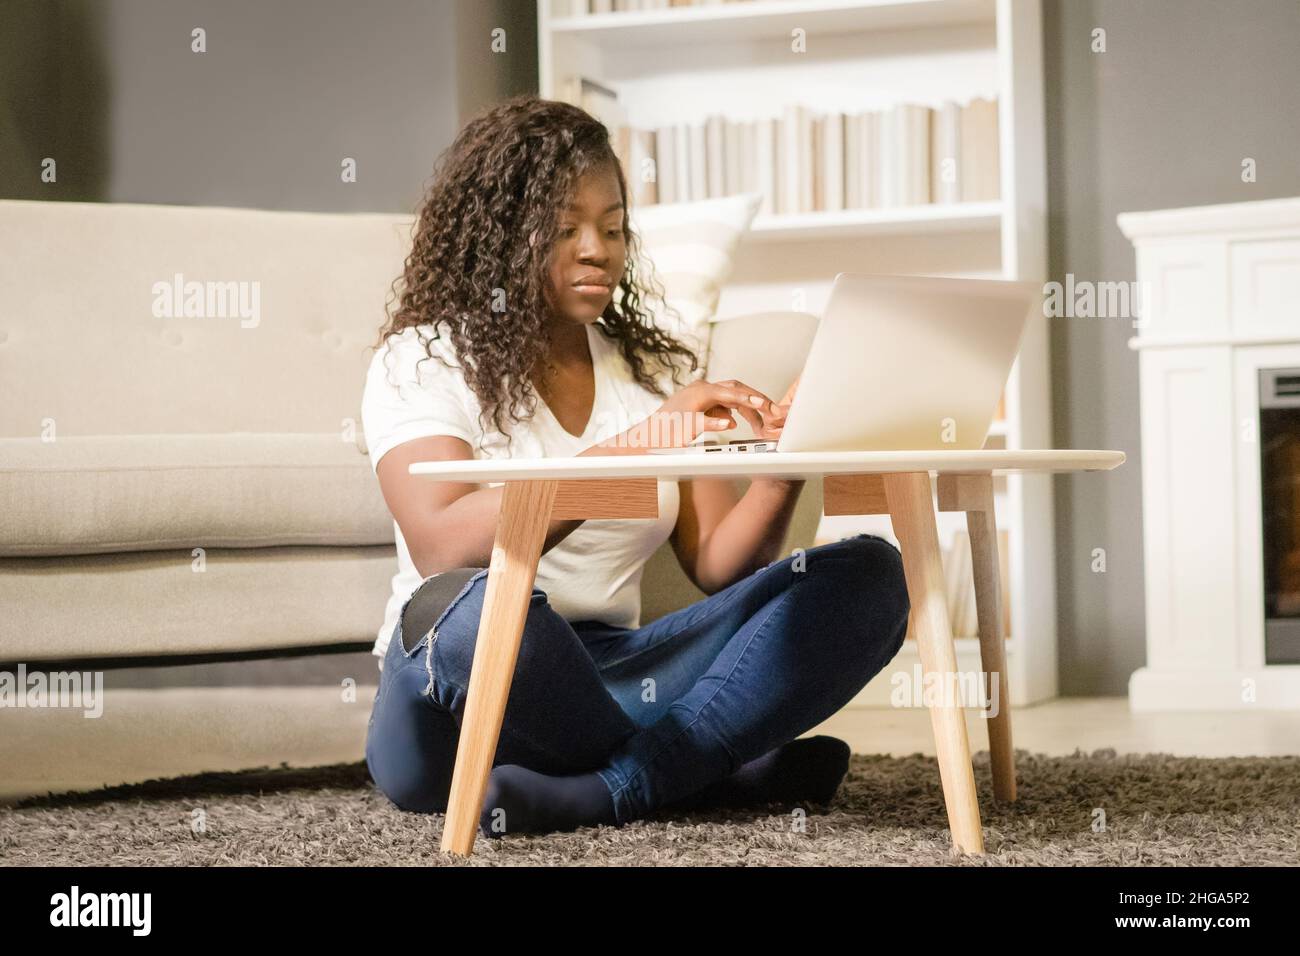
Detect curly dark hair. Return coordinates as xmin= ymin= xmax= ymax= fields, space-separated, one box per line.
xmin=372 ymin=93 xmax=700 ymax=455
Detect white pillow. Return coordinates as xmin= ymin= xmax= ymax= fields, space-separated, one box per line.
xmin=620 ymin=192 xmax=762 ymax=367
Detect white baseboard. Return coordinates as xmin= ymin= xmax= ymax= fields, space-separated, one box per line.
xmin=1129 ymin=666 xmax=1300 ymax=710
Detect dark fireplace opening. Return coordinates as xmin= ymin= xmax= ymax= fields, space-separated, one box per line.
xmin=1260 ymin=367 xmax=1300 ymax=664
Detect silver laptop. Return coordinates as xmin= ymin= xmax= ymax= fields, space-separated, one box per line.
xmin=649 ymin=272 xmax=1039 ymax=454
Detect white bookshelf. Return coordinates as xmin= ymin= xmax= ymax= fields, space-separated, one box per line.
xmin=539 ymin=0 xmax=1055 ymax=706
xmin=749 ymin=200 xmax=1003 ymax=241
xmin=548 ymin=0 xmax=997 ymax=45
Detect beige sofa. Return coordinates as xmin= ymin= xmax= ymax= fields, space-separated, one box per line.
xmin=0 ymin=199 xmax=821 ymax=801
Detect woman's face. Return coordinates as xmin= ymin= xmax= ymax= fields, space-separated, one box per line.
xmin=545 ymin=166 xmax=627 ymax=325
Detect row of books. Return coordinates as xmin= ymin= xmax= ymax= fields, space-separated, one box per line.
xmin=553 ymin=0 xmax=766 ymax=15
xmin=565 ymin=78 xmax=1001 ymax=214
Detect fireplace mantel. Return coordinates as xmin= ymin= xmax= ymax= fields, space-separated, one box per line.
xmin=1119 ymin=196 xmax=1300 ymax=710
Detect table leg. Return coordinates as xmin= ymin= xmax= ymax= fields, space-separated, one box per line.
xmin=883 ymin=471 xmax=985 ymax=855
xmin=440 ymin=478 xmax=557 ymax=856
xmin=937 ymin=472 xmax=1016 ymax=803
xmin=966 ymin=496 xmax=1016 ymax=802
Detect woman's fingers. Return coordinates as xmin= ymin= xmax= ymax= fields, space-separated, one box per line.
xmin=666 ymin=379 xmax=786 ymax=443
xmin=703 ymin=381 xmax=790 ymax=437
xmin=702 ymin=404 xmax=738 ymax=428
xmin=707 ymin=398 xmax=766 ymax=435
xmin=696 ymin=407 xmax=736 ymax=435
xmin=706 ymin=381 xmax=781 ymax=422
xmin=730 ymin=403 xmax=767 ymax=434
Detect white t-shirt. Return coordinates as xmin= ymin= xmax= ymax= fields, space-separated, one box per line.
xmin=360 ymin=320 xmax=683 ymax=665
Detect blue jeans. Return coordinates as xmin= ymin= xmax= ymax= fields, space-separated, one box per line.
xmin=364 ymin=532 xmax=911 ymax=825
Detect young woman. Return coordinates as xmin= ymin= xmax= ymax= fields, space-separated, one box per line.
xmin=361 ymin=94 xmax=911 ymax=839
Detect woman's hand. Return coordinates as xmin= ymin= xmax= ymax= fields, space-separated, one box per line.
xmin=601 ymin=378 xmax=785 ymax=450
xmin=752 ymin=373 xmax=800 ymax=441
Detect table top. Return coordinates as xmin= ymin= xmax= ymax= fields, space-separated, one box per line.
xmin=409 ymin=448 xmax=1126 ymax=482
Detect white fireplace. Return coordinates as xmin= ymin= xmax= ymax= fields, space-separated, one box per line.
xmin=1120 ymin=196 xmax=1300 ymax=710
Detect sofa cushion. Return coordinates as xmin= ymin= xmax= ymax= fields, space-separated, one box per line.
xmin=622 ymin=192 xmax=763 ymax=359
xmin=0 ymin=544 xmax=395 ymax=662
xmin=0 ymin=200 xmax=413 ymax=440
xmin=0 ymin=433 xmax=393 ymax=557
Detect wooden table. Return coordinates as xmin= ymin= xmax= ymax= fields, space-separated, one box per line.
xmin=409 ymin=449 xmax=1126 ymax=856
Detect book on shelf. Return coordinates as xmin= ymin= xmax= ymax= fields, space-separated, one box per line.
xmin=673 ymin=123 xmax=690 ymax=204
xmin=573 ymin=92 xmax=999 ymax=214
xmin=843 ymin=110 xmax=878 ymax=209
xmin=724 ymin=119 xmax=743 ymax=203
xmin=706 ymin=114 xmax=726 ymax=198
xmin=779 ymin=103 xmax=816 ymax=215
xmin=688 ymin=121 xmax=707 ymax=200
xmin=653 ymin=125 xmax=676 ymax=205
xmin=752 ymin=117 xmax=777 ymax=215
xmin=626 ymin=128 xmax=658 ymax=205
xmin=817 ymin=111 xmax=844 ymax=212
xmin=959 ymin=96 xmax=1000 ymax=202
xmin=930 ymin=99 xmax=962 ymax=205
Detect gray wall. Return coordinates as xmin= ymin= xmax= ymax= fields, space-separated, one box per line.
xmin=0 ymin=0 xmax=536 ymax=212
xmin=1043 ymin=0 xmax=1300 ymax=694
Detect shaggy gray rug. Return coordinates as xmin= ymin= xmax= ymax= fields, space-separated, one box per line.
xmin=2 ymin=749 xmax=1297 ymax=866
